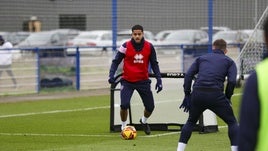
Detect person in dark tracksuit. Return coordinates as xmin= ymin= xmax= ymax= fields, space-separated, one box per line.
xmin=177 ymin=39 xmax=239 ymax=151
xmin=108 ymin=25 xmax=162 ymax=135
xmin=238 ymin=17 xmax=268 ymax=151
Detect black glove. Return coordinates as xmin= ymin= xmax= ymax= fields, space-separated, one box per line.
xmin=179 ymin=95 xmax=191 ymax=113
xmin=108 ymin=77 xmax=115 ymax=84
xmin=155 ymin=79 xmax=162 ymax=93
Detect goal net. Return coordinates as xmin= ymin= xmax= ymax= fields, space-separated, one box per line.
xmin=236 ymin=6 xmax=268 ymax=80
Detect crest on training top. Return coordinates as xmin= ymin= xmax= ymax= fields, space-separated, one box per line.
xmin=133 ymin=54 xmax=144 ymax=63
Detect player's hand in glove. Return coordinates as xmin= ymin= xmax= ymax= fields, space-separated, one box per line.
xmin=108 ymin=77 xmax=115 ymax=84
xmin=155 ymin=78 xmax=162 ymax=93
xmin=179 ymin=95 xmax=191 ymax=112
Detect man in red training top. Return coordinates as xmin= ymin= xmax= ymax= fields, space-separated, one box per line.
xmin=108 ymin=25 xmax=162 ymax=135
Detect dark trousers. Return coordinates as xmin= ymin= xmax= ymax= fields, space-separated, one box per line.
xmin=179 ymin=88 xmax=238 ymax=145
xmin=120 ymin=79 xmax=155 ymax=113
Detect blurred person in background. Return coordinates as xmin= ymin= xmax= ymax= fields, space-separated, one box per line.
xmin=0 ymin=35 xmax=17 ymax=88
xmin=108 ymin=24 xmax=162 ymax=135
xmin=177 ymin=39 xmax=238 ymax=151
xmin=238 ymin=17 xmax=268 ymax=151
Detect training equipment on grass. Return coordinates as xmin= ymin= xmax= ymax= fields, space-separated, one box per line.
xmin=110 ymin=72 xmax=218 ymax=133
xmin=121 ymin=126 xmax=137 ymax=140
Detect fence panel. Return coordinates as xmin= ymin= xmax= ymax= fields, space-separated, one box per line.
xmin=0 ymin=0 xmax=267 ymax=96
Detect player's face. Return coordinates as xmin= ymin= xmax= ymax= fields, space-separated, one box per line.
xmin=132 ymin=30 xmax=143 ymax=43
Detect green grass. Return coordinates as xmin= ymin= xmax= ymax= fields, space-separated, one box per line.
xmin=0 ymin=88 xmax=242 ymax=151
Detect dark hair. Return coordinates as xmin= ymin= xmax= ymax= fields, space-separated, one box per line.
xmin=132 ymin=25 xmax=143 ymax=32
xmin=213 ymin=39 xmax=227 ymax=51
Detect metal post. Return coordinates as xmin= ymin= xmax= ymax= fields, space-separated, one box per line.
xmin=208 ymin=0 xmax=213 ymax=53
xmin=75 ymin=47 xmax=80 ymax=91
xmin=36 ymin=47 xmax=40 ymax=93
xmin=112 ymin=0 xmax=117 ymax=52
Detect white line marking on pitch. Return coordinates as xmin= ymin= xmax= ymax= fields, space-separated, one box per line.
xmin=0 ymin=98 xmax=176 ymax=118
xmin=0 ymin=126 xmax=228 ymax=138
xmin=0 ymin=132 xmax=115 ymax=137
xmin=0 ymin=106 xmax=110 ymax=118
xmin=143 ymin=125 xmax=228 ymax=137
xmin=233 ymin=93 xmax=242 ymax=96
xmin=0 ymin=93 xmax=242 ymax=119
xmin=142 ymin=132 xmax=179 ymax=137
xmin=0 ymin=132 xmax=179 ymax=138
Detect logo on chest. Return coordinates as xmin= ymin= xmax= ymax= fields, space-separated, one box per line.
xmin=133 ymin=54 xmax=144 ymax=63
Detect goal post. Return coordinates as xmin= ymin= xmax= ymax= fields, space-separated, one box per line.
xmin=236 ymin=6 xmax=268 ymax=83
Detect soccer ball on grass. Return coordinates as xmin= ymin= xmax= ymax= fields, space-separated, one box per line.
xmin=121 ymin=126 xmax=137 ymax=140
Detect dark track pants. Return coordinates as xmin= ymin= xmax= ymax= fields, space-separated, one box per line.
xmin=120 ymin=79 xmax=155 ymax=113
xmin=179 ymin=88 xmax=238 ymax=145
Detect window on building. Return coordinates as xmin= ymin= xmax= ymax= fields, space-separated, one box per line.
xmin=59 ymin=14 xmax=86 ymax=30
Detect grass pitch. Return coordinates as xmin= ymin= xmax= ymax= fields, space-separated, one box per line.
xmin=0 ymin=88 xmax=242 ymax=151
